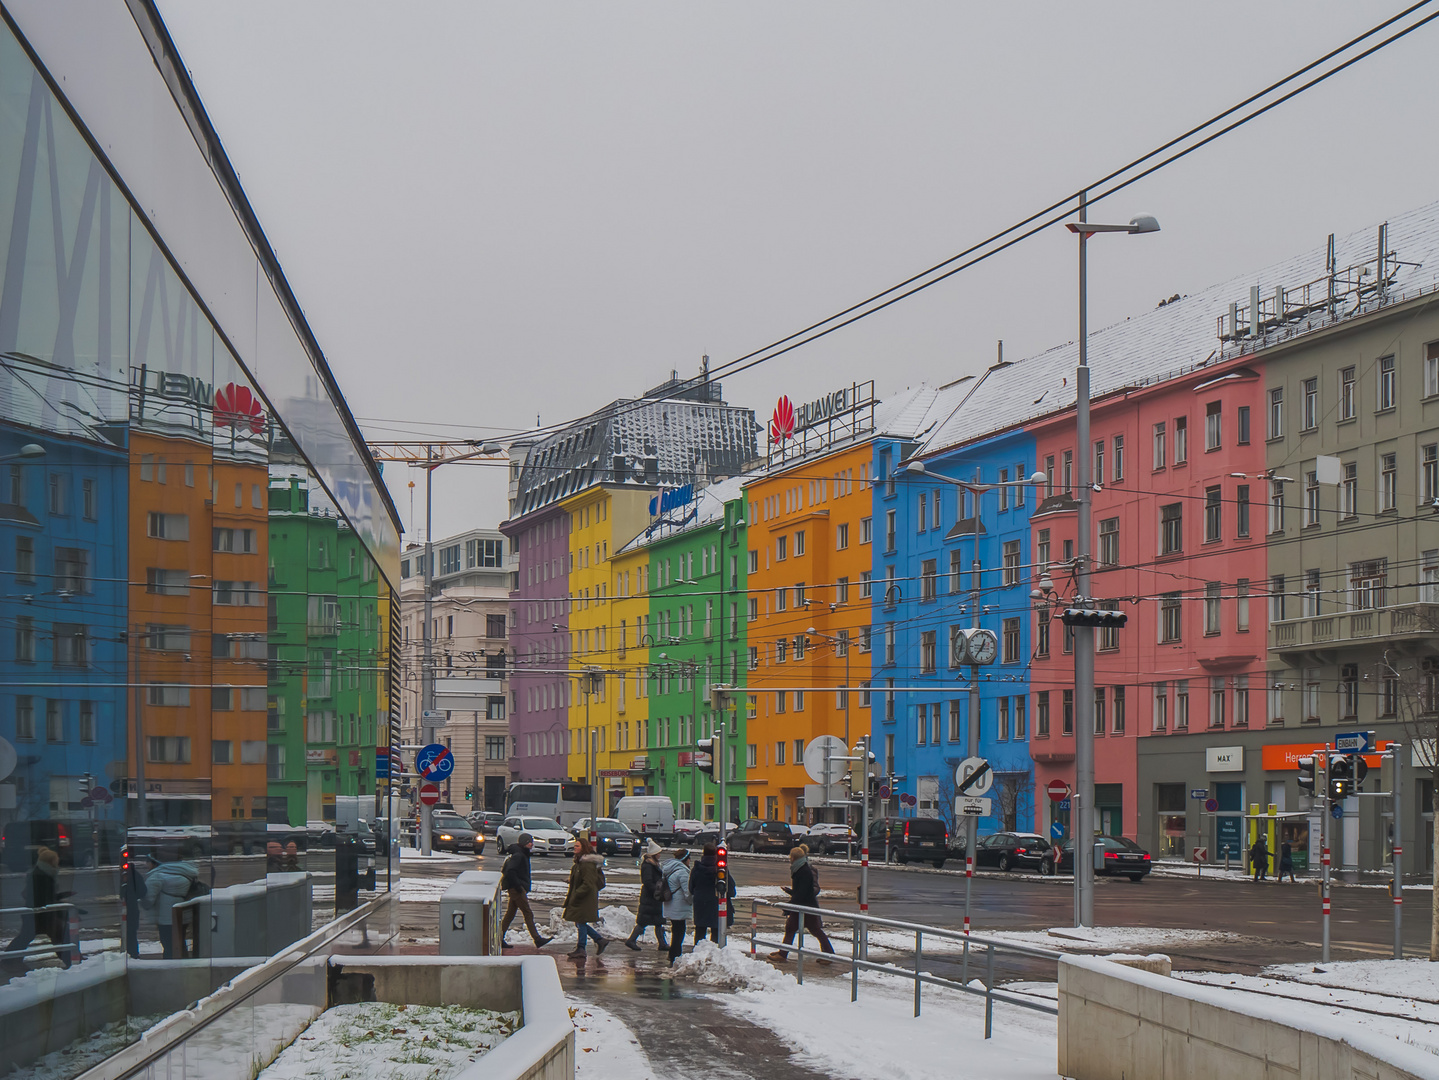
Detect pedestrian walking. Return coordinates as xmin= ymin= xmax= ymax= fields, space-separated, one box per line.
xmin=1278 ymin=840 xmax=1296 ymax=883
xmin=770 ymin=846 xmax=834 ymax=961
xmin=660 ymin=848 xmax=693 ymax=965
xmin=2 ymin=848 xmax=74 ymax=971
xmin=1248 ymin=836 xmax=1270 ymax=882
xmin=689 ymin=845 xmax=721 ymax=945
xmin=142 ymin=846 xmax=201 ymax=959
xmin=623 ymin=839 xmax=669 ymax=952
xmin=562 ymin=837 xmax=608 ymax=957
xmin=499 ymin=833 xmax=553 ymax=949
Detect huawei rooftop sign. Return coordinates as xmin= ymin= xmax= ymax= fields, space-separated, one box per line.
xmin=769 ymin=395 xmax=796 ymax=442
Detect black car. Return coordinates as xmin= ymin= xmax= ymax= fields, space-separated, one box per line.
xmin=869 ymin=817 xmax=948 ymax=867
xmin=1057 ymin=835 xmax=1151 ymax=881
xmin=430 ymin=812 xmax=483 ymax=854
xmin=725 ymin=819 xmax=795 ymax=854
xmin=975 ymin=832 xmax=1051 ymax=873
xmin=588 ymin=818 xmax=642 ymax=858
xmin=468 ymin=811 xmax=505 ymax=836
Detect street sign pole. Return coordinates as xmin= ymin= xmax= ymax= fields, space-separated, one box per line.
xmin=1320 ymin=744 xmax=1330 ymax=963
xmin=1392 ymin=742 xmax=1403 ymax=960
xmin=859 ymin=735 xmax=870 ymax=961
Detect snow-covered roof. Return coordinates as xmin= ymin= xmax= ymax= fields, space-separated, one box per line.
xmin=920 ymin=199 xmax=1439 ymax=456
xmin=617 ymin=472 xmax=753 ymax=554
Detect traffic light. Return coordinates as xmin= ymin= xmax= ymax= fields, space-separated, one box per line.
xmin=1296 ymin=756 xmax=1317 ymax=797
xmin=1328 ymin=754 xmax=1356 ymax=801
xmin=695 ymin=736 xmax=717 ymax=780
xmin=1059 ymin=607 xmax=1128 ymax=628
xmin=1352 ymin=754 xmax=1369 ymax=785
xmin=464 ymin=787 xmax=474 ymax=801
xmin=716 ymin=844 xmax=728 ymax=899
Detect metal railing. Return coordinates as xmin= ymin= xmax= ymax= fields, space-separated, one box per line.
xmin=748 ymin=900 xmax=1061 ymax=1037
xmin=0 ymin=902 xmax=82 ymax=962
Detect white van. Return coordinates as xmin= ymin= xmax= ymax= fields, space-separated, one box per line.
xmin=615 ymin=796 xmax=676 ymax=842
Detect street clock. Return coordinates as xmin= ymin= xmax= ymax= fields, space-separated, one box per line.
xmin=952 ymin=626 xmax=999 ymax=666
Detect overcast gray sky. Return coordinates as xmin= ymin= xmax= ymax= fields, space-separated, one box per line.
xmin=157 ymin=2 xmax=1439 ymax=542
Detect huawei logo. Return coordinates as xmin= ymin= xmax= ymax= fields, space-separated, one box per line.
xmin=770 ymin=395 xmax=795 ymax=443
xmin=214 ymin=382 xmax=266 ymax=435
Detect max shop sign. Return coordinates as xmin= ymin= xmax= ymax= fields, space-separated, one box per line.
xmin=1205 ymin=746 xmax=1244 ymax=773
xmin=770 ymin=386 xmax=856 ymax=442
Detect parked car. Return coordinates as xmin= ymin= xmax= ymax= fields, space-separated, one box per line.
xmin=975 ymin=832 xmax=1051 ymax=873
xmin=725 ymin=819 xmax=795 ymax=854
xmin=807 ymin=823 xmax=858 ymax=856
xmin=430 ymin=810 xmax=483 ymax=854
xmin=583 ymin=818 xmax=642 ymax=858
xmin=673 ymin=818 xmax=706 ymax=844
xmin=1056 ymin=836 xmax=1152 ymax=881
xmin=868 ymin=817 xmax=949 ymax=867
xmin=615 ymin=796 xmax=676 ymax=842
xmin=496 ymin=816 xmax=574 ymax=857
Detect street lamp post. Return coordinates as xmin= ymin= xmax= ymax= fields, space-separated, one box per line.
xmin=1066 ymin=196 xmax=1159 ymax=927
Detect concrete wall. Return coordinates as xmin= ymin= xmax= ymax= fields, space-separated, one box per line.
xmin=1058 ymin=955 xmax=1439 ymax=1080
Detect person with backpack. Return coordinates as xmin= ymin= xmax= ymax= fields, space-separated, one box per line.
xmin=142 ymin=845 xmax=201 ymax=958
xmin=499 ymin=833 xmax=553 ymax=949
xmin=770 ymin=845 xmax=834 ymax=961
xmin=689 ymin=844 xmax=721 ymax=944
xmin=660 ymin=847 xmax=693 ymax=964
xmin=624 ymin=839 xmax=668 ymax=952
xmin=562 ymin=836 xmax=608 ymax=957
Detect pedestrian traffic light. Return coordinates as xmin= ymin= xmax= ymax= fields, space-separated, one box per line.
xmin=716 ymin=844 xmax=728 ymax=897
xmin=1328 ymin=754 xmax=1356 ymax=801
xmin=1296 ymin=756 xmax=1317 ymax=797
xmin=695 ymin=736 xmax=717 ymax=780
xmin=464 ymin=787 xmax=474 ymax=801
xmin=1059 ymin=607 xmax=1128 ymax=628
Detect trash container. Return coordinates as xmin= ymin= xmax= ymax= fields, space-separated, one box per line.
xmin=336 ymin=838 xmax=360 ymax=913
xmin=439 ymin=870 xmax=503 ymax=955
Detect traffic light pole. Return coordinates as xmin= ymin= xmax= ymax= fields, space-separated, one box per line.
xmin=1321 ymin=743 xmax=1331 ymax=963
xmin=1392 ymin=743 xmax=1403 ymax=960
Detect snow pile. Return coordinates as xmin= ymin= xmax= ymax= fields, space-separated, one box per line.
xmin=541 ymin=904 xmax=637 ymax=944
xmin=571 ymin=1003 xmax=665 ymax=1080
xmin=670 ymin=941 xmax=791 ymax=992
xmin=256 ymin=1002 xmax=517 ymax=1079
xmin=1037 ymin=926 xmax=1239 ymax=950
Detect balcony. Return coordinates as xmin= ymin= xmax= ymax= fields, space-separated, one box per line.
xmin=1270 ymin=603 xmax=1439 ymax=659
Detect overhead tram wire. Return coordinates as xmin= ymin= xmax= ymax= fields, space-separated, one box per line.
xmin=448 ymin=1 xmax=1439 ymax=454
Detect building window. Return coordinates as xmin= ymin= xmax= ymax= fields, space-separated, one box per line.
xmin=860 ymin=570 xmax=872 ymax=598
xmin=147 ymin=736 xmax=191 ymax=763
xmin=53 ymin=624 xmax=89 ymax=667
xmin=1268 ymin=387 xmax=1284 ymax=439
xmin=836 ymin=522 xmax=849 ymax=550
xmin=1304 ymin=668 xmax=1321 ymax=721
xmin=1382 ymin=675 xmax=1399 ymax=718
xmin=836 ymin=577 xmax=849 ymax=604
xmin=1160 ymin=593 xmax=1182 ymax=642
xmin=1093 ymin=688 xmax=1105 ymax=736
xmin=15 ymin=536 xmax=34 ymax=581
xmin=1045 ymin=454 xmax=1055 ymax=497
xmin=1423 ymin=550 xmax=1439 ymax=603
xmin=1062 ymin=690 xmax=1074 ymax=736
xmin=884 ymin=624 xmax=895 ymax=666
xmin=1269 ymin=480 xmax=1286 ymax=534
xmin=1035 ymin=612 xmax=1050 ymax=657
xmin=15 ymin=616 xmax=35 ymax=662
xmin=1062 ymin=449 xmax=1073 ymax=493
xmin=1209 ymin=677 xmax=1226 ymax=728
xmin=999 ymin=469 xmax=1009 ymax=511
xmin=1098 ymin=603 xmax=1119 ymax=652
xmin=1270 ymin=574 xmax=1286 ymax=621
xmin=1304 ymin=568 xmax=1322 ymax=617
xmin=1381 ymin=453 xmax=1397 ymax=512
xmin=776 ymin=535 xmax=787 ymax=561
xmin=920 ymin=631 xmax=936 ymax=673
xmin=1423 ymin=445 xmax=1439 ymax=503
xmin=1304 ymin=472 xmax=1320 ymax=526
xmin=1350 ymin=559 xmax=1386 ymax=610
xmin=1204 ymin=582 xmax=1221 ymax=635
xmin=1204 ymin=486 xmax=1221 ymax=542
xmin=860 ymin=517 xmax=873 ymax=545
xmin=1002 ymin=540 xmax=1020 ymax=586
xmin=54 ymin=547 xmax=89 ymax=594
xmin=79 ymin=701 xmax=97 ymax=743
xmin=1173 ymin=416 xmax=1188 ymax=463
xmin=921 ymin=559 xmax=937 ymax=601
xmin=1340 ymin=663 xmax=1359 ymax=719
xmin=885 ymin=510 xmax=896 ymax=551
xmin=1236 ymin=484 xmax=1250 ymax=537
xmin=1237 ymin=405 xmax=1251 ymax=445
xmin=794 ymin=530 xmax=806 ymax=556
xmin=1174 ymin=681 xmax=1190 ymax=731
xmin=1002 ymin=617 xmax=1020 ymax=663
xmin=1428 ymin=343 xmax=1439 ymax=397
xmin=1204 ymin=401 xmax=1221 ymax=450
xmin=1098 ymin=517 xmax=1118 ymax=567
xmin=1112 ymin=435 xmax=1124 ymax=482
xmin=1237 ymin=578 xmax=1250 ymax=630
xmin=1111 ymin=687 xmax=1125 ymax=734
xmin=1377 ymin=355 xmax=1396 ymax=411
xmin=1341 ymin=462 xmax=1358 ymax=518
xmin=1302 ymin=377 xmax=1318 ymax=430
xmin=47 ymin=472 xmax=67 ymax=515
xmin=1269 ymin=680 xmax=1285 ymax=725
xmin=998 ymin=697 xmax=1010 ymax=741
xmin=1037 ymin=691 xmax=1050 ymax=737
xmin=1160 ymin=503 xmax=1182 ymax=554
xmin=1153 ymin=421 xmax=1166 ymax=469
xmin=917 ymin=494 xmax=928 ymax=532
xmin=1093 ymin=442 xmax=1104 ymax=486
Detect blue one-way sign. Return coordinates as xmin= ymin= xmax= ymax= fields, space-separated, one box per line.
xmin=1333 ymin=730 xmax=1373 ymax=753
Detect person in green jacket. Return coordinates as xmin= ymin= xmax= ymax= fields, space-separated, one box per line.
xmin=562 ymin=836 xmax=609 ymax=958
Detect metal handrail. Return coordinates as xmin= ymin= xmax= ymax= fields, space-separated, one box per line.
xmin=0 ymin=902 xmax=82 ymax=961
xmin=748 ymin=899 xmax=1060 ymax=1037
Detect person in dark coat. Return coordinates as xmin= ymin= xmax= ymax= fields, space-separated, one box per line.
xmin=562 ymin=837 xmax=608 ymax=957
xmin=2 ymin=848 xmax=74 ymax=970
xmin=624 ymin=840 xmax=669 ymax=951
xmin=770 ymin=846 xmax=834 ymax=961
xmin=1278 ymin=840 xmax=1296 ymax=883
xmin=500 ymin=833 xmax=553 ymax=948
xmin=1249 ymin=836 xmax=1270 ymax=882
xmin=689 ymin=845 xmax=721 ymax=944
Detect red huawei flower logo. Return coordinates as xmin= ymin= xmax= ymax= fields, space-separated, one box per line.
xmin=215 ymin=382 xmax=266 ymax=435
xmin=770 ymin=395 xmax=795 ymax=443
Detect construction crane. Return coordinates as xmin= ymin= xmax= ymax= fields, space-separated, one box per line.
xmin=366 ymin=439 xmax=505 ymax=467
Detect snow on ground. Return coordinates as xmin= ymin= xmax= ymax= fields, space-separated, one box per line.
xmin=572 ymin=1002 xmax=667 ymax=1080
xmin=670 ymin=940 xmax=793 ymax=991
xmin=15 ymin=1014 xmax=169 ymax=1080
xmin=705 ymin=947 xmax=1059 ymax=1080
xmin=1176 ymin=968 xmax=1439 ymax=1058
xmin=830 ymin=925 xmax=1238 ymax=958
xmin=256 ymin=1002 xmax=518 ymax=1079
xmin=1260 ymin=957 xmax=1439 ymax=1001
xmin=399 ymin=847 xmax=473 ymax=863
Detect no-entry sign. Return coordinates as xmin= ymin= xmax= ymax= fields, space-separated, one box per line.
xmin=1046 ymin=779 xmax=1071 ymax=802
xmin=418 ymin=783 xmax=441 ymax=807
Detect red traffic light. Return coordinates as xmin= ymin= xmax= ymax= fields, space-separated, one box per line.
xmin=716 ymin=845 xmax=727 ymax=869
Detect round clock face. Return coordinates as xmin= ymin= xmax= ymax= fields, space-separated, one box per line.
xmin=966 ymin=628 xmax=999 ymax=666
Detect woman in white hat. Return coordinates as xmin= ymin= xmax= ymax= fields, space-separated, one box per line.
xmin=623 ymin=838 xmax=669 ymax=951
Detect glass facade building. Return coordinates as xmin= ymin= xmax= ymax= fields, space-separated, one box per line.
xmin=0 ymin=5 xmax=402 ymax=1075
